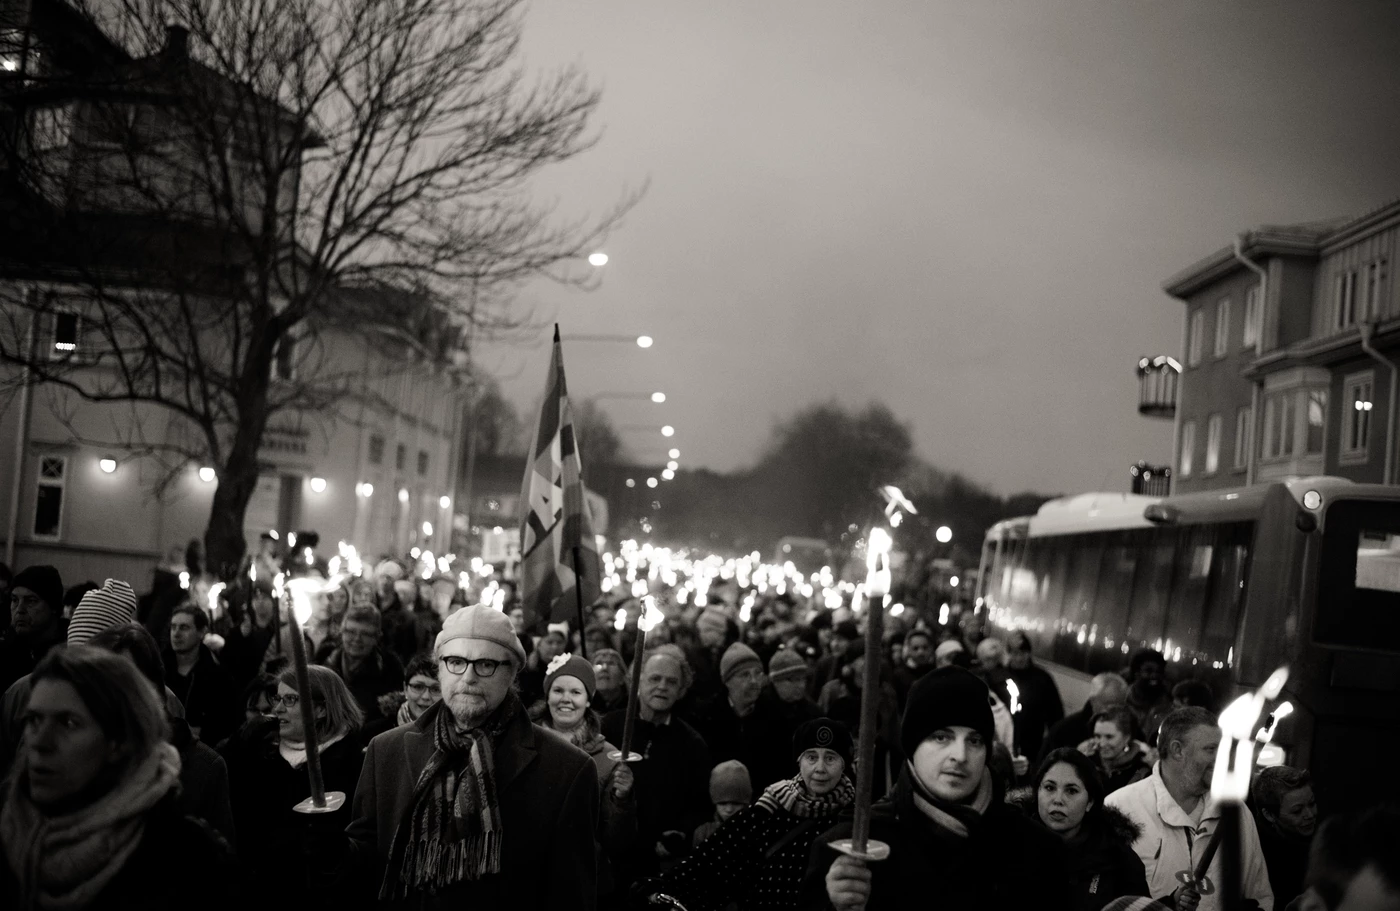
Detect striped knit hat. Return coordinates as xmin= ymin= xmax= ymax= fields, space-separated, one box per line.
xmin=67 ymin=578 xmax=138 ymax=645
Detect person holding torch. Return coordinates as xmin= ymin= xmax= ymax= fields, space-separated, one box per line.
xmin=807 ymin=667 xmax=1073 ymax=910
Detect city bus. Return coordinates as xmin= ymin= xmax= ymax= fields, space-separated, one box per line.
xmin=976 ymin=476 xmax=1400 ymax=812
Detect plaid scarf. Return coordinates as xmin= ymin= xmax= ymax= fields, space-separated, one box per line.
xmin=378 ymin=695 xmax=521 ymax=900
xmin=756 ymin=774 xmax=856 ymax=819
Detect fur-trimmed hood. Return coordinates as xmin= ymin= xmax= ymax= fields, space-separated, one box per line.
xmin=1006 ymin=786 xmax=1143 ymax=846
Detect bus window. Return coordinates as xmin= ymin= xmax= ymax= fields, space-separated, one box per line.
xmin=1039 ymin=537 xmax=1072 ymax=649
xmin=1163 ymin=525 xmax=1215 ymax=664
xmin=1200 ymin=523 xmax=1252 ymax=671
xmin=1317 ymin=499 xmax=1400 ymax=651
xmin=1126 ymin=528 xmax=1176 ymax=652
xmin=1087 ymin=532 xmax=1139 ymax=674
xmin=1053 ymin=535 xmax=1104 ymax=672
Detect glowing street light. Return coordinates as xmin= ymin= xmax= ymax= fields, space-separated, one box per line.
xmin=309 ymin=477 xmax=327 ymax=493
xmin=198 ymin=466 xmax=216 ymax=483
xmin=661 ymin=469 xmax=675 ymax=480
xmin=98 ymin=458 xmax=117 ymax=474
xmin=661 ymin=425 xmax=675 ymax=437
xmin=357 ymin=482 xmax=374 ymax=498
xmin=666 ymin=460 xmax=679 ymax=471
xmin=636 ymin=335 xmax=653 ymax=349
xmin=669 ymin=448 xmax=680 ymax=459
xmin=439 ymin=495 xmax=452 ymax=509
xmin=588 ymin=252 xmax=609 ymax=267
xmin=646 ymin=477 xmax=659 ymax=489
xmin=935 ymin=525 xmax=953 ymax=544
xmin=651 ymin=391 xmax=666 ymax=403
xmin=398 ymin=488 xmax=410 ymax=503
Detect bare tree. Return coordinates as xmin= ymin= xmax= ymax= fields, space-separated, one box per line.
xmin=0 ymin=0 xmax=638 ymax=575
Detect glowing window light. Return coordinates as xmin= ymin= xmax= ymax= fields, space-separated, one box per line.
xmin=309 ymin=477 xmax=327 ymax=493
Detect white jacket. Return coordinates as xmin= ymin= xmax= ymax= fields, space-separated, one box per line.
xmin=1104 ymin=763 xmax=1273 ymax=911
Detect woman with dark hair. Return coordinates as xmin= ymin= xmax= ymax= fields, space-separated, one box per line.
xmin=642 ymin=718 xmax=857 ymax=911
xmin=361 ymin=652 xmax=442 ymax=742
xmin=0 ymin=646 xmax=235 ymax=909
xmin=222 ymin=664 xmax=365 ymax=901
xmin=1011 ymin=747 xmax=1149 ymax=911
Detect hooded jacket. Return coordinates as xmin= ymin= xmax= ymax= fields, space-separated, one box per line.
xmin=1007 ymin=787 xmax=1150 ymax=911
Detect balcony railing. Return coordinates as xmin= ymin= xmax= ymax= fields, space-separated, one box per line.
xmin=1130 ymin=461 xmax=1172 ymax=496
xmin=1137 ymin=355 xmax=1180 ymax=418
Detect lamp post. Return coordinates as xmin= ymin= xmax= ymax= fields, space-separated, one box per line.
xmin=561 ymin=333 xmax=655 ymax=349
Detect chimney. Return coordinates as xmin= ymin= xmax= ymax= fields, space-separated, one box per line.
xmin=164 ymin=24 xmax=189 ymax=60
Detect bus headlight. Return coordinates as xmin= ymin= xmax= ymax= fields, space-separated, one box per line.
xmin=1303 ymin=490 xmax=1322 ymax=510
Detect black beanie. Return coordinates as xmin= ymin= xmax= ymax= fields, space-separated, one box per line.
xmin=792 ymin=717 xmax=854 ymax=770
xmin=11 ymin=565 xmax=64 ymax=614
xmin=900 ymin=666 xmax=995 ymax=758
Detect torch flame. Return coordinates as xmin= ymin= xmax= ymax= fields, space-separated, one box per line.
xmin=1006 ymin=678 xmax=1021 ymax=715
xmin=1211 ymin=666 xmax=1289 ymax=802
xmin=206 ymin=582 xmax=225 ymax=619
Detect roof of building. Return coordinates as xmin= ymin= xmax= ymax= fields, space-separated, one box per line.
xmin=1161 ymin=198 xmax=1400 ymax=300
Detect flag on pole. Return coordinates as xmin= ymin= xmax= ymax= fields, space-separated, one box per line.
xmin=519 ymin=325 xmax=601 ymax=630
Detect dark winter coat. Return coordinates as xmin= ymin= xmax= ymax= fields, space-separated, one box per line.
xmin=602 ymin=709 xmax=713 ymax=882
xmin=1008 ymin=662 xmax=1065 ymax=761
xmin=163 ymin=643 xmax=240 ymax=746
xmin=1092 ymin=746 xmax=1154 ymax=796
xmin=221 ymin=718 xmax=364 ymax=902
xmin=0 ymin=791 xmax=239 ymax=911
xmin=801 ymin=770 xmax=1074 ymax=911
xmin=346 ymin=702 xmax=600 ymax=910
xmin=652 ymin=798 xmax=840 ymax=911
xmin=169 ymin=714 xmax=237 ymax=847
xmin=1008 ymin=787 xmax=1150 ymax=911
xmin=319 ymin=646 xmax=405 ymax=721
xmin=1255 ymin=816 xmax=1310 ymax=910
xmin=691 ymin=691 xmax=796 ymax=792
xmin=1041 ymin=702 xmax=1096 ymax=764
xmin=0 ymin=623 xmax=65 ymax=692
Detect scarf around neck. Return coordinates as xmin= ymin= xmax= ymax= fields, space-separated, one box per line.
xmin=757 ymin=774 xmax=856 ymax=819
xmin=379 ymin=694 xmax=522 ymax=900
xmin=396 ymin=700 xmax=416 ymax=726
xmin=278 ymin=730 xmax=346 ymax=769
xmin=901 ymin=763 xmax=994 ymax=839
xmin=1 ymin=742 xmax=182 ymax=910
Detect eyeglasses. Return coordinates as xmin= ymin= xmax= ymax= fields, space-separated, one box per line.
xmin=406 ymin=681 xmax=442 ymax=696
xmin=271 ymin=693 xmax=301 ymax=709
xmin=440 ymin=656 xmax=504 ymax=678
xmin=341 ymin=628 xmax=378 ymax=641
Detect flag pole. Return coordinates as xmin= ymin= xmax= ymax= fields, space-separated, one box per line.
xmin=572 ymin=545 xmax=589 ymax=660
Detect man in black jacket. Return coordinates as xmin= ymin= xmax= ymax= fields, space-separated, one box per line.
xmin=807 ymin=668 xmax=1072 ymax=911
xmin=602 ymin=644 xmax=712 ymax=886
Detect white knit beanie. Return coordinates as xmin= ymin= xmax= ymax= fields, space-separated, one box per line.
xmin=68 ymin=578 xmax=138 ymax=645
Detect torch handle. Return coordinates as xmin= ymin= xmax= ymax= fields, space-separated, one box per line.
xmin=620 ymin=621 xmax=646 ymax=761
xmin=1191 ymin=816 xmax=1225 ymax=882
xmin=284 ymin=591 xmax=327 ymax=808
xmin=850 ymin=588 xmax=885 ymax=853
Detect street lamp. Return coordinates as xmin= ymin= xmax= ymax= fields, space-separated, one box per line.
xmin=593 ymin=391 xmax=666 ymax=404
xmin=588 ymin=252 xmax=609 ymax=267
xmin=562 ymin=333 xmax=655 ymax=350
xmin=661 ymin=425 xmax=675 ymax=437
xmin=935 ymin=526 xmax=953 ymax=544
xmin=668 ymin=448 xmax=680 ymax=459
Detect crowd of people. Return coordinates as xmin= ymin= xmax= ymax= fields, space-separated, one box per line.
xmin=0 ymin=546 xmax=1396 ymax=911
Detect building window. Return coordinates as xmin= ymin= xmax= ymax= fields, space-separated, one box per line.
xmin=367 ymin=434 xmax=385 ymax=466
xmin=395 ymin=443 xmax=406 ymax=472
xmin=1261 ymin=390 xmax=1298 ymax=460
xmin=1243 ymin=285 xmax=1260 ymax=349
xmin=1205 ymin=414 xmax=1222 ymax=474
xmin=33 ymin=455 xmax=66 ymax=539
xmin=48 ymin=310 xmax=81 ymax=360
xmin=1213 ymin=298 xmax=1231 ymax=358
xmin=273 ymin=335 xmax=296 ymax=380
xmin=1343 ymin=373 xmax=1375 ymax=460
xmin=1180 ymin=421 xmax=1196 ymax=477
xmin=1233 ymin=406 xmax=1252 ymax=470
xmin=1306 ymin=389 xmax=1327 ymax=455
xmin=1363 ymin=259 xmax=1387 ymax=322
xmin=1335 ymin=269 xmax=1359 ymax=330
xmin=1187 ymin=310 xmax=1204 ymax=367
xmin=417 ymin=450 xmax=429 ymax=476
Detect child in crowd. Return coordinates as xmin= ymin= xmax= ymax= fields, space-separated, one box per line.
xmin=693 ymin=759 xmax=753 ymax=847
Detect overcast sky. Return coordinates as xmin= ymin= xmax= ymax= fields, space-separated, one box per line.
xmin=479 ymin=0 xmax=1400 ymax=495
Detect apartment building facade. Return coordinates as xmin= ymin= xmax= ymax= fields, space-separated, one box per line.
xmin=1164 ymin=199 xmax=1400 ymax=494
